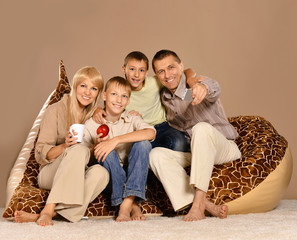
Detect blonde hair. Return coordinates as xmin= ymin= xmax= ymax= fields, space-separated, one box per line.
xmin=67 ymin=66 xmax=104 ymax=130
xmin=104 ymin=76 xmax=132 ymax=96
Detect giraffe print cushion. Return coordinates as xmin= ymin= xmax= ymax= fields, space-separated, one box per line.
xmin=2 ymin=60 xmax=162 ymax=220
xmin=146 ymin=116 xmax=291 ymax=216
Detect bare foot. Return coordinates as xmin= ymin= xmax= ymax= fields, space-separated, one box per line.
xmin=116 ymin=198 xmax=133 ymax=222
xmin=131 ymin=202 xmax=146 ymax=221
xmin=183 ymin=205 xmax=206 ymax=222
xmin=116 ymin=207 xmax=131 ymax=222
xmin=14 ymin=211 xmax=40 ymax=223
xmin=207 ymin=204 xmax=228 ymax=219
xmin=36 ymin=213 xmax=54 ymax=226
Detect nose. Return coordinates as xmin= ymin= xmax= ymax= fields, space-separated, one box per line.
xmin=116 ymin=95 xmax=122 ymax=103
xmin=135 ymin=70 xmax=139 ymax=77
xmin=164 ymin=70 xmax=170 ymax=79
xmin=84 ymin=88 xmax=91 ymax=95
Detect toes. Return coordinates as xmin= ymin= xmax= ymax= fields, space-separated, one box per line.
xmin=36 ymin=214 xmax=53 ymax=226
xmin=134 ymin=216 xmax=146 ymax=221
xmin=116 ymin=216 xmax=131 ymax=222
xmin=220 ymin=205 xmax=228 ymax=218
xmin=183 ymin=215 xmax=198 ymax=222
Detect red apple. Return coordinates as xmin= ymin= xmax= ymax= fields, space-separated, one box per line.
xmin=97 ymin=124 xmax=109 ymax=138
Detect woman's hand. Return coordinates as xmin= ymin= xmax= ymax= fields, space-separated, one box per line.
xmin=93 ymin=107 xmax=107 ymax=124
xmin=65 ymin=130 xmax=78 ymax=148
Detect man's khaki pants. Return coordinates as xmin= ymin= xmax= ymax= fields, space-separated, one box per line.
xmin=149 ymin=122 xmax=241 ymax=211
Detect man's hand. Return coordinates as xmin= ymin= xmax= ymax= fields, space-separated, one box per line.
xmin=191 ymin=83 xmax=208 ymax=105
xmin=93 ymin=107 xmax=107 ymax=124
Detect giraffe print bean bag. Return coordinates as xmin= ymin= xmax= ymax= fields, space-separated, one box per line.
xmin=3 ymin=61 xmax=292 ymax=220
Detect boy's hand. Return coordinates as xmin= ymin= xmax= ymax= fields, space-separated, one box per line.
xmin=93 ymin=107 xmax=107 ymax=124
xmin=95 ymin=133 xmax=109 ymax=145
xmin=94 ymin=138 xmax=118 ymax=162
xmin=128 ymin=110 xmax=143 ymax=119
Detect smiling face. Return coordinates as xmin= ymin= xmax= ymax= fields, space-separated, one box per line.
xmin=153 ymin=55 xmax=184 ymax=94
xmin=102 ymin=82 xmax=130 ymax=120
xmin=76 ymin=77 xmax=99 ymax=109
xmin=122 ymin=59 xmax=148 ymax=91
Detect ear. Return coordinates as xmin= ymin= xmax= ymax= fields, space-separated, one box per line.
xmin=122 ymin=66 xmax=126 ymax=76
xmin=180 ymin=61 xmax=184 ymax=72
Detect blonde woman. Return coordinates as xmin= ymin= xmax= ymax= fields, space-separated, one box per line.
xmin=14 ymin=66 xmax=109 ymax=226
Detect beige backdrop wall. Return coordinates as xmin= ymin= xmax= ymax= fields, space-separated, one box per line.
xmin=0 ymin=0 xmax=296 ymax=207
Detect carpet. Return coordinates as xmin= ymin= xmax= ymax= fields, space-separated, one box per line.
xmin=1 ymin=200 xmax=297 ymax=240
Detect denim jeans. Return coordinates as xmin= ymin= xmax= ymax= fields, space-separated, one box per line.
xmin=97 ymin=140 xmax=151 ymax=206
xmin=151 ymin=121 xmax=190 ymax=152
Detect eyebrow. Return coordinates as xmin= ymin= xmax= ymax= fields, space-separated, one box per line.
xmin=81 ymin=81 xmax=97 ymax=88
xmin=128 ymin=65 xmax=147 ymax=69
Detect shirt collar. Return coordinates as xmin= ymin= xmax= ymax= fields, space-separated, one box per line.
xmin=105 ymin=110 xmax=132 ymax=124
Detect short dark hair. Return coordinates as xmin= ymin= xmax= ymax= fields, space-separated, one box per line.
xmin=152 ymin=49 xmax=181 ymax=73
xmin=105 ymin=76 xmax=132 ymax=96
xmin=123 ymin=51 xmax=149 ymax=70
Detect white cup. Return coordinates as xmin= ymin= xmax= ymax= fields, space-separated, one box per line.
xmin=69 ymin=124 xmax=85 ymax=142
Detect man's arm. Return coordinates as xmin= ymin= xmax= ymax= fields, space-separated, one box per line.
xmin=184 ymin=68 xmax=206 ymax=87
xmin=198 ymin=78 xmax=221 ymax=103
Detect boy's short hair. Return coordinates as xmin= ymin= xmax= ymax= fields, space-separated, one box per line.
xmin=152 ymin=49 xmax=181 ymax=73
xmin=105 ymin=76 xmax=132 ymax=96
xmin=123 ymin=51 xmax=149 ymax=70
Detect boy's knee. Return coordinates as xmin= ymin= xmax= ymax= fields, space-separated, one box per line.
xmin=133 ymin=140 xmax=152 ymax=152
xmin=171 ymin=135 xmax=189 ymax=152
xmin=102 ymin=150 xmax=119 ymax=166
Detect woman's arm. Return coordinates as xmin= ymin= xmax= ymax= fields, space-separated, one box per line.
xmin=46 ymin=143 xmax=67 ymax=160
xmin=35 ymin=98 xmax=78 ymax=165
xmin=46 ymin=131 xmax=78 ymax=160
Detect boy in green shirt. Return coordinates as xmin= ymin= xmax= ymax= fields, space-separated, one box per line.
xmin=94 ymin=51 xmax=199 ymax=152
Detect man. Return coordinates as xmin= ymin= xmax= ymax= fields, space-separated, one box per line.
xmin=149 ymin=49 xmax=241 ymax=221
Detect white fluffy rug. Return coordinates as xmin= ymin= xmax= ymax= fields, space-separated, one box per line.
xmin=1 ymin=200 xmax=297 ymax=240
